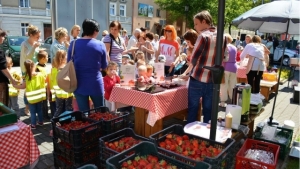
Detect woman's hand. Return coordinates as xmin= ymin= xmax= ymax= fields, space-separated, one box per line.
xmin=121 ymin=50 xmax=128 ymax=55
xmin=65 ymin=41 xmax=70 ymax=48
xmin=33 ymin=42 xmax=40 ymax=48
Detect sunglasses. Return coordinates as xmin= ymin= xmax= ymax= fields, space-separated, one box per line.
xmin=102 ymin=35 xmax=106 ymax=36
xmin=165 ymin=30 xmax=172 ymax=33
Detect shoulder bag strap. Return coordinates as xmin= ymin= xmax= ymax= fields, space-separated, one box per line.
xmin=109 ymin=34 xmax=113 ymax=56
xmin=71 ymin=40 xmax=76 ymax=61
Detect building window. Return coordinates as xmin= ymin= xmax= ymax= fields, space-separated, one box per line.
xmin=20 ymin=0 xmax=30 ymax=7
xmin=159 ymin=20 xmax=166 ymax=26
xmin=156 ymin=9 xmax=161 ymax=17
xmin=46 ymin=0 xmax=50 ymax=9
xmin=119 ymin=4 xmax=126 ymax=17
xmin=21 ymin=23 xmax=29 ymax=36
xmin=110 ymin=3 xmax=116 ymax=16
xmin=145 ymin=21 xmax=150 ymax=29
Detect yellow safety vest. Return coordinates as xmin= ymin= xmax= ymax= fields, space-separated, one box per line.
xmin=50 ymin=67 xmax=73 ymax=99
xmin=36 ymin=64 xmax=48 ymax=78
xmin=25 ymin=73 xmax=46 ymax=104
xmin=8 ymin=72 xmax=21 ymax=97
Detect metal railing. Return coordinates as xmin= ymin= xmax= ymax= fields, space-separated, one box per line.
xmin=0 ymin=6 xmax=51 ymax=17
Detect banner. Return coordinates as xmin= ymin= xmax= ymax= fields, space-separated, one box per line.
xmin=120 ymin=65 xmax=136 ymax=86
xmin=138 ymin=3 xmax=153 ymax=18
xmin=153 ymin=63 xmax=165 ymax=82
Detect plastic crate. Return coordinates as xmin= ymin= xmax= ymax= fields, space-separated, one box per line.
xmin=106 ymin=141 xmax=211 ymax=169
xmin=149 ymin=124 xmax=235 ymax=169
xmin=54 ymin=152 xmax=99 ymax=169
xmin=254 ymin=126 xmax=293 ymax=159
xmin=235 ymin=139 xmax=280 ymax=169
xmin=0 ymin=102 xmax=17 ymax=127
xmin=51 ymin=111 xmax=102 ymax=148
xmin=84 ymin=106 xmax=130 ymax=135
xmin=99 ymin=128 xmax=149 ymax=167
xmin=53 ymin=138 xmax=99 ymax=166
xmin=77 ymin=164 xmax=98 ymax=169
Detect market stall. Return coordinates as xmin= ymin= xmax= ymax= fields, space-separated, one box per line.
xmin=109 ymin=85 xmax=201 ymax=137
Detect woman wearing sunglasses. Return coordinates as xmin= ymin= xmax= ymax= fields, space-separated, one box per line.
xmin=155 ymin=25 xmax=180 ymax=76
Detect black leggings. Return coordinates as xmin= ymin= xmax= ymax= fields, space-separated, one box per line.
xmin=247 ymin=70 xmax=263 ymax=94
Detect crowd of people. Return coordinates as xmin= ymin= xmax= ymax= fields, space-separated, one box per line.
xmin=0 ymin=10 xmax=275 ymax=130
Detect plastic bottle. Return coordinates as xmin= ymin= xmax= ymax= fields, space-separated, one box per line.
xmin=225 ymin=112 xmax=233 ymax=129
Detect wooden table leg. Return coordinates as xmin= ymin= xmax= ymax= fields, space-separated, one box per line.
xmin=134 ymin=107 xmax=148 ymax=137
xmin=145 ymin=113 xmax=163 ymax=138
xmin=260 ymin=86 xmax=270 ymax=101
xmin=247 ymin=120 xmax=254 ymax=138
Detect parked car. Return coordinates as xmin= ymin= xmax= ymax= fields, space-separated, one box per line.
xmin=40 ymin=36 xmax=52 ymax=62
xmin=273 ymin=42 xmax=299 ymax=66
xmin=0 ymin=36 xmax=27 ymax=65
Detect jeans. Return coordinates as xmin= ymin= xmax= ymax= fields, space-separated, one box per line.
xmin=187 ymin=77 xmax=213 ymax=123
xmin=28 ymin=102 xmax=43 ymax=125
xmin=247 ymin=70 xmax=263 ymax=94
xmin=54 ymin=97 xmax=73 ymax=117
xmin=75 ymin=93 xmax=104 ymax=111
xmin=165 ymin=66 xmax=175 ymax=77
xmin=8 ymin=96 xmax=20 ymax=118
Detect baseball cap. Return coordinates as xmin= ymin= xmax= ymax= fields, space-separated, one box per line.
xmin=122 ymin=54 xmax=131 ymax=59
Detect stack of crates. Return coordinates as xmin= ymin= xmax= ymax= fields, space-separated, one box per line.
xmin=52 ymin=111 xmax=102 ymax=168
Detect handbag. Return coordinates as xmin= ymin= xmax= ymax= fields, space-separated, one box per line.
xmin=57 ymin=40 xmax=77 ymax=93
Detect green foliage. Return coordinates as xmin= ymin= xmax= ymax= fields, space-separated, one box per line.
xmin=277 ymin=68 xmax=290 ymax=80
xmin=154 ymin=0 xmax=271 ymax=29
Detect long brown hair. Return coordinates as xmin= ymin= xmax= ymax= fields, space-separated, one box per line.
xmin=54 ymin=50 xmax=67 ymax=68
xmin=24 ymin=59 xmax=35 ymax=80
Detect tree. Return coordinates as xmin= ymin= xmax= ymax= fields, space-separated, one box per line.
xmin=155 ymin=0 xmax=270 ymax=33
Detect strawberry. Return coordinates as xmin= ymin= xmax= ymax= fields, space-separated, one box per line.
xmin=159 ymin=142 xmax=166 ymax=148
xmin=122 ymin=161 xmax=128 ymax=167
xmin=132 ymin=160 xmax=138 ymax=167
xmin=183 ymin=150 xmax=189 ymax=156
xmin=182 ymin=135 xmax=189 ymax=140
xmin=176 ymin=136 xmax=183 ymax=146
xmin=160 ymin=160 xmax=167 ymax=167
xmin=170 ymin=144 xmax=176 ymax=151
xmin=145 ymin=163 xmax=153 ymax=169
xmin=192 ymin=139 xmax=199 ymax=148
xmin=201 ymin=141 xmax=206 ymax=147
xmin=166 ymin=134 xmax=173 ymax=139
xmin=114 ymin=141 xmax=119 ymax=147
xmin=139 ymin=158 xmax=148 ymax=167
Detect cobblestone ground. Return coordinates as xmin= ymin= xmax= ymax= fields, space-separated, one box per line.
xmin=16 ymin=67 xmax=299 ymax=169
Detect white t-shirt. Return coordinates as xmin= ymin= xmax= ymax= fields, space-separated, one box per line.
xmin=159 ymin=39 xmax=180 ymax=66
xmin=240 ymin=43 xmax=266 ymax=71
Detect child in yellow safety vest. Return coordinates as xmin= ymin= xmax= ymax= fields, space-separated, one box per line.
xmin=35 ymin=50 xmax=50 ymax=119
xmin=50 ymin=50 xmax=73 ymax=117
xmin=13 ymin=59 xmax=46 ymax=129
xmin=6 ymin=57 xmax=21 ymax=119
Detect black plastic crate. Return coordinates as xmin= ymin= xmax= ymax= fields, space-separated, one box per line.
xmin=83 ymin=107 xmax=130 ymax=135
xmin=106 ymin=141 xmax=211 ymax=169
xmin=254 ymin=126 xmax=293 ymax=159
xmin=53 ymin=138 xmax=99 ymax=166
xmin=99 ymin=128 xmax=149 ymax=167
xmin=54 ymin=152 xmax=100 ymax=169
xmin=51 ymin=111 xmax=102 ymax=148
xmin=149 ymin=124 xmax=235 ymax=169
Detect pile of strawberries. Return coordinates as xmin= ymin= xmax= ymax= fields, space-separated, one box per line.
xmin=59 ymin=121 xmax=91 ymax=131
xmin=88 ymin=112 xmax=119 ymax=121
xmin=105 ymin=137 xmax=141 ymax=152
xmin=159 ymin=134 xmax=222 ymax=161
xmin=121 ymin=155 xmax=178 ymax=169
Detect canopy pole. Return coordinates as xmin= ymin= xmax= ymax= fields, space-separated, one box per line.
xmin=268 ymin=19 xmax=290 ymax=125
xmin=209 ymin=0 xmax=226 ymax=140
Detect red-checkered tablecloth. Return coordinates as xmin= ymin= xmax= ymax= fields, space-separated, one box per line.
xmin=109 ymin=86 xmax=188 ymax=126
xmin=0 ymin=121 xmax=40 ymax=169
xmin=236 ymin=66 xmax=247 ymax=78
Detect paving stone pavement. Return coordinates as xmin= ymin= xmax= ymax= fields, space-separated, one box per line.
xmin=16 ymin=68 xmax=299 ymax=169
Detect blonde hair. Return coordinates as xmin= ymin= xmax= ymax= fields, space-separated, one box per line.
xmin=27 ymin=25 xmax=40 ymax=36
xmin=54 ymin=50 xmax=67 ymax=67
xmin=136 ymin=59 xmax=146 ymax=68
xmin=224 ymin=33 xmax=233 ymax=43
xmin=107 ymin=61 xmax=118 ymax=69
xmin=70 ymin=25 xmax=80 ymax=36
xmin=55 ymin=27 xmax=68 ymax=40
xmin=135 ymin=51 xmax=145 ymax=62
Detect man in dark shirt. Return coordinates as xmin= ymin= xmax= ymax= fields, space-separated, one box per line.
xmin=0 ymin=29 xmax=17 ymax=106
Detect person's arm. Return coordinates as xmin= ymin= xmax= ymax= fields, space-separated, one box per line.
xmin=182 ymin=64 xmax=193 ymax=76
xmin=1 ymin=69 xmax=17 ymax=85
xmin=13 ymin=81 xmax=26 ymax=89
xmin=240 ymin=45 xmax=250 ymax=61
xmin=21 ymin=42 xmax=38 ymax=61
xmin=155 ymin=41 xmax=161 ymax=62
xmin=143 ymin=42 xmax=155 ymax=55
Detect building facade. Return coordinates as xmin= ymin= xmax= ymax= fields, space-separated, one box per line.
xmin=132 ymin=0 xmax=166 ymax=35
xmin=109 ymin=0 xmax=133 ymax=35
xmin=0 ymin=0 xmax=51 ymax=40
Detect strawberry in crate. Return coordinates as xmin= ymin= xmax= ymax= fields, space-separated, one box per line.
xmin=88 ymin=111 xmax=120 ymax=121
xmin=105 ymin=137 xmax=142 ymax=153
xmin=59 ymin=121 xmax=92 ymax=131
xmin=158 ymin=134 xmax=222 ymax=161
xmin=121 ymin=155 xmax=178 ymax=169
